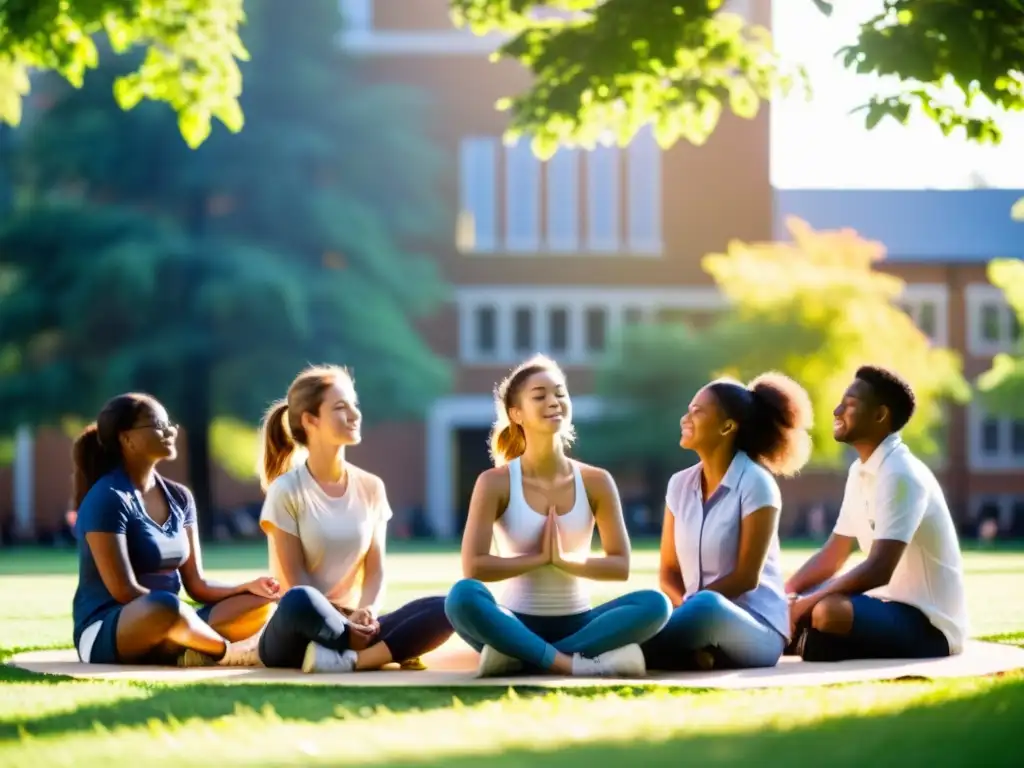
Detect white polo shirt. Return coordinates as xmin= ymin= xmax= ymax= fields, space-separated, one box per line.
xmin=833 ymin=432 xmax=969 ymax=653
xmin=667 ymin=451 xmax=790 ymax=641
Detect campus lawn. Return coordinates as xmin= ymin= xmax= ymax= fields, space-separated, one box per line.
xmin=1 ymin=542 xmax=1022 ymax=767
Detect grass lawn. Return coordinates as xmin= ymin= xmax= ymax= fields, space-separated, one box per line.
xmin=1 ymin=541 xmax=1022 ymax=767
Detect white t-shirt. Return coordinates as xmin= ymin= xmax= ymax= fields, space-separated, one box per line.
xmin=833 ymin=433 xmax=969 ymax=653
xmin=259 ymin=463 xmax=393 ymax=611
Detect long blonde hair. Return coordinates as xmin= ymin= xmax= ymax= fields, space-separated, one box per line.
xmin=488 ymin=355 xmax=575 ymax=467
xmin=258 ymin=364 xmax=353 ymax=491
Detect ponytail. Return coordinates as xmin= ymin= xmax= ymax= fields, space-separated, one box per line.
xmin=259 ymin=400 xmax=297 ymax=491
xmin=71 ymin=423 xmax=122 ymax=508
xmin=489 ymin=419 xmax=528 ymax=467
xmin=709 ymin=372 xmax=813 ymax=478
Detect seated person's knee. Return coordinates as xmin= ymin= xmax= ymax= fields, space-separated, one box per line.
xmin=444 ymin=578 xmax=485 ymax=618
xmin=810 ymin=595 xmax=854 ymax=635
xmin=139 ymin=591 xmax=186 ymax=630
xmin=276 ymin=585 xmax=321 ymax=619
xmin=684 ymin=590 xmax=728 ymax=613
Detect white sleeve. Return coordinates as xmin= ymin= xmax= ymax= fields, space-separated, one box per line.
xmin=872 ymin=471 xmax=928 ymax=543
xmin=739 ymin=466 xmax=781 ymax=517
xmin=665 ymin=472 xmax=687 ymax=517
xmin=259 ymin=478 xmax=299 ymax=537
xmin=374 ymin=477 xmax=394 ymax=525
xmin=832 ymin=470 xmax=859 ymax=537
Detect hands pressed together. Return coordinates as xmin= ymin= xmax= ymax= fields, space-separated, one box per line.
xmin=537 ymin=505 xmax=576 ymax=570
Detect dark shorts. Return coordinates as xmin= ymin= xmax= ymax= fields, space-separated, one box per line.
xmin=795 ymin=594 xmax=950 ymax=662
xmin=78 ymin=602 xmax=216 ymax=665
xmin=847 ymin=595 xmax=950 ymax=658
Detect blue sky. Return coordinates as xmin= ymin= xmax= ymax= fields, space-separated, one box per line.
xmin=770 ymin=1 xmax=1024 ymax=189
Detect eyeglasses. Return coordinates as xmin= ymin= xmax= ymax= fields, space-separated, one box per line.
xmin=130 ymin=421 xmax=179 ymax=435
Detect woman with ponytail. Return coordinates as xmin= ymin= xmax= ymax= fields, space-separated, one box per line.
xmin=253 ymin=365 xmax=453 ymax=674
xmin=444 ymin=355 xmax=671 ymax=678
xmin=640 ymin=372 xmax=814 ymax=672
xmin=72 ymin=394 xmax=278 ymax=667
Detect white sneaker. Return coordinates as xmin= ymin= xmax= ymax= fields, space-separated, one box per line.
xmin=178 ymin=649 xmax=216 ymax=668
xmin=574 ymin=644 xmax=647 ymax=678
xmin=178 ymin=631 xmax=263 ymax=668
xmin=218 ymin=631 xmax=264 ymax=667
xmin=301 ymin=643 xmax=357 ymax=674
xmin=476 ymin=645 xmax=523 ymax=678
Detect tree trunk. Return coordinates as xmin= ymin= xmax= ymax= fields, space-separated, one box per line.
xmin=181 ymin=356 xmax=215 ymax=540
xmin=182 ymin=188 xmax=214 ymax=539
xmin=644 ymin=460 xmax=673 ymax=531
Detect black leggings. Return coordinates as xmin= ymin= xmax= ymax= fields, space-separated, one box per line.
xmin=258 ymin=586 xmax=454 ymax=669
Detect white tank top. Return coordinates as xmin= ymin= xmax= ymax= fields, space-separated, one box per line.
xmin=492 ymin=458 xmax=595 ymax=616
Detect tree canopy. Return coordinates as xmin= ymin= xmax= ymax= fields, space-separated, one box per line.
xmin=0 ymin=0 xmax=248 ymax=147
xmin=448 ymin=0 xmax=1024 ymax=157
xmin=975 ymin=257 xmax=1024 ymax=417
xmin=0 ymin=0 xmax=452 ymax=521
xmin=579 ymin=218 xmax=972 ymax=503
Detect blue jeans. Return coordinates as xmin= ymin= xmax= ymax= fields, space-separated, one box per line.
xmin=444 ymin=578 xmax=672 ymax=669
xmin=641 ymin=590 xmax=786 ymax=670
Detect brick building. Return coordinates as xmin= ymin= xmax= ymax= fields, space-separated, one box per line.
xmin=2 ymin=0 xmax=1023 ymax=541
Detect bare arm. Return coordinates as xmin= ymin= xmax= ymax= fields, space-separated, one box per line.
xmin=179 ymin=525 xmax=253 ymax=604
xmin=552 ymin=467 xmax=629 ymax=581
xmin=461 ymin=469 xmax=548 ymax=582
xmin=784 ymin=533 xmax=857 ymax=595
xmin=797 ymin=539 xmax=906 ymax=608
xmin=702 ymin=505 xmax=779 ymax=599
xmin=657 ymin=507 xmax=685 ymax=607
xmin=358 ymin=520 xmax=387 ymax=613
xmin=85 ymin=533 xmax=149 ymax=604
xmin=265 ymin=524 xmax=315 ymax=591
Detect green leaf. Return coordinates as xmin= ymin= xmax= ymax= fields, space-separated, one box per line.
xmin=112 ymin=75 xmax=144 ymax=110
xmin=178 ymin=106 xmax=212 ymax=149
xmin=1012 ymin=196 xmax=1024 ymax=222
xmin=213 ymin=99 xmax=245 ymax=134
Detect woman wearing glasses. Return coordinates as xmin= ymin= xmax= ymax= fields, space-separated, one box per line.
xmin=71 ymin=393 xmax=279 ymax=667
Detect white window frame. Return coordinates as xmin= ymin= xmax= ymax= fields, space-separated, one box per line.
xmin=456 ymin=286 xmax=725 ymax=364
xmin=966 ymin=283 xmax=1018 ymax=357
xmin=545 ymin=147 xmax=580 ymax=252
xmin=897 ymin=283 xmax=949 ymax=347
xmin=585 ymin=143 xmax=621 ymax=252
xmin=966 ymin=402 xmax=1024 ymax=471
xmin=458 ymin=136 xmax=498 ymax=254
xmin=626 ymin=126 xmax=663 ymax=255
xmin=339 ymin=0 xmax=373 ymax=32
xmin=505 ymin=138 xmax=541 ymax=252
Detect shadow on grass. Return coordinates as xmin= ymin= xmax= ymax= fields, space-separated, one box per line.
xmin=5 ymin=673 xmax=1022 ymax=766
xmin=371 ymin=677 xmax=1024 ymax=768
xmin=1 ymin=677 xmax=626 ymax=740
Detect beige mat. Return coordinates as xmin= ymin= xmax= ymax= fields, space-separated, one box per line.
xmin=8 ymin=639 xmax=1024 ymax=689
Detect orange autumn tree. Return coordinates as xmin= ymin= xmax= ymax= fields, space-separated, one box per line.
xmin=702 ymin=217 xmax=971 ymax=465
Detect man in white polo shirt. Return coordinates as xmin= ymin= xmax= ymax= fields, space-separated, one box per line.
xmin=784 ymin=365 xmax=969 ymax=660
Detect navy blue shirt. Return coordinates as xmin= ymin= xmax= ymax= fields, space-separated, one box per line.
xmin=72 ymin=468 xmax=196 ymax=647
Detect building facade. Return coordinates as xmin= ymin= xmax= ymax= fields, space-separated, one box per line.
xmin=2 ymin=0 xmax=1023 ymax=541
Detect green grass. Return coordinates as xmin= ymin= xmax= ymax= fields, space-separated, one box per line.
xmin=1 ymin=543 xmax=1022 ymax=767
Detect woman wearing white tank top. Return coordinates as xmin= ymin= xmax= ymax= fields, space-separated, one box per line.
xmin=445 ymin=355 xmax=672 ymax=678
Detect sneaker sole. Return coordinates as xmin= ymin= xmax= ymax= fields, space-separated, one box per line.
xmin=301 ymin=643 xmax=317 ymax=674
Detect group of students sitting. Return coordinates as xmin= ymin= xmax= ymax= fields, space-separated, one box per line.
xmin=71 ymin=355 xmax=969 ymax=677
